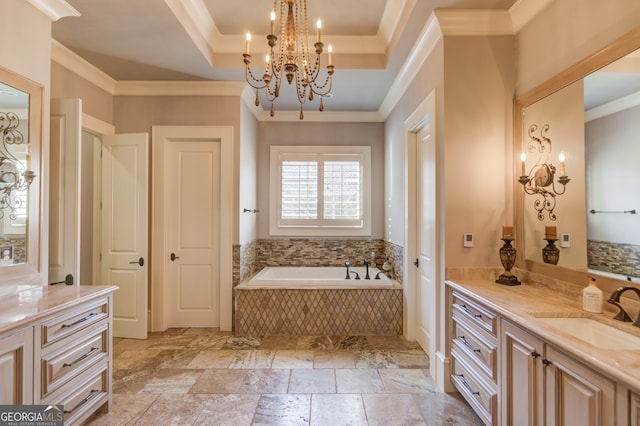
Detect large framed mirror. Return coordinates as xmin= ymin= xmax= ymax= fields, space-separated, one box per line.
xmin=515 ymin=28 xmax=640 ymax=288
xmin=0 ymin=66 xmax=42 ymax=285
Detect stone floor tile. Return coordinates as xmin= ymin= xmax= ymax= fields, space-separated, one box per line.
xmin=130 ymin=394 xmax=209 ymax=425
xmin=379 ymin=369 xmax=435 ymax=393
xmin=189 ymin=369 xmax=247 ymax=394
xmin=114 ymin=349 xmax=164 ymax=370
xmin=139 ymin=368 xmax=204 ymax=394
xmin=313 ymin=350 xmax=355 ymax=368
xmin=238 ymin=369 xmax=291 ymax=394
xmin=390 ymin=349 xmax=430 ymax=368
xmin=194 ymin=394 xmax=260 ymax=425
xmin=289 ymin=369 xmax=336 ymax=393
xmin=187 ymin=349 xmax=239 ymax=369
xmin=112 ymin=369 xmax=156 ymax=394
xmin=260 ymin=335 xmax=301 ymax=350
xmin=229 ymin=349 xmax=276 ymax=369
xmin=146 ymin=334 xmax=196 ymax=350
xmin=366 ymin=335 xmax=421 ymax=350
xmin=412 ymin=392 xmax=484 ymax=425
xmin=354 ymin=349 xmax=395 ymax=368
xmin=310 ymin=394 xmax=367 ymax=426
xmin=272 ymin=350 xmax=314 ymax=369
xmin=86 ymin=394 xmax=159 ymax=425
xmin=335 ymin=368 xmax=385 ymax=393
xmin=362 ymin=393 xmax=426 ymax=425
xmin=253 ymin=394 xmax=311 ymax=425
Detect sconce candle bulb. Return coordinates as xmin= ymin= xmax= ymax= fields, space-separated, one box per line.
xmin=520 ymin=153 xmax=526 ymax=176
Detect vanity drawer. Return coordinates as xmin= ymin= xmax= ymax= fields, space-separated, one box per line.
xmin=452 ymin=319 xmax=497 ymax=382
xmin=452 ymin=351 xmax=497 ymax=426
xmin=45 ymin=363 xmax=109 ymax=426
xmin=41 ymin=322 xmax=108 ymax=398
xmin=452 ymin=291 xmax=497 ymax=338
xmin=41 ymin=298 xmax=109 ymax=347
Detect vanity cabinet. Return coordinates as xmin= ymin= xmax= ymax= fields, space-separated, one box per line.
xmin=630 ymin=392 xmax=640 ymax=425
xmin=500 ymin=319 xmax=616 ymax=426
xmin=450 ymin=291 xmax=498 ymax=425
xmin=0 ymin=326 xmax=34 ymax=404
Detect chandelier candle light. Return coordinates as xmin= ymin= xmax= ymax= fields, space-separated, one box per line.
xmin=496 ymin=225 xmax=521 ymax=286
xmin=243 ymin=0 xmax=335 ymax=120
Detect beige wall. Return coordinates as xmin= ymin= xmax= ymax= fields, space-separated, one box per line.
xmin=51 ymin=62 xmax=113 ymax=124
xmin=517 ymin=0 xmax=640 ymax=95
xmin=239 ymin=102 xmax=258 ymax=245
xmin=256 ymin=121 xmax=385 ymax=240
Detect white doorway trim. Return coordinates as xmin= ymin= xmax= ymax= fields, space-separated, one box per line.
xmin=151 ymin=126 xmax=234 ymax=332
xmin=404 ymin=89 xmax=451 ymax=392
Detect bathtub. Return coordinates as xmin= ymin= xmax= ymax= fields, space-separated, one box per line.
xmin=245 ymin=266 xmax=395 ymax=288
xmin=588 ymin=269 xmax=640 ymax=284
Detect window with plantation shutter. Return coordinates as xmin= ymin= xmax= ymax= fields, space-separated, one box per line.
xmin=270 ymin=146 xmax=371 ymax=236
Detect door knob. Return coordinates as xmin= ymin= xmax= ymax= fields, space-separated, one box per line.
xmin=129 ymin=257 xmax=144 ymax=267
xmin=170 ymin=253 xmax=180 ymax=261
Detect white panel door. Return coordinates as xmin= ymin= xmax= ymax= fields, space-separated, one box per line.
xmin=101 ymin=133 xmax=149 ymax=339
xmin=416 ymin=126 xmax=436 ymax=353
xmin=49 ymin=98 xmax=82 ymax=285
xmin=166 ymin=140 xmax=221 ymax=327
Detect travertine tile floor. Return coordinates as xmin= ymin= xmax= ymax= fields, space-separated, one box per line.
xmin=87 ymin=328 xmax=482 ymax=425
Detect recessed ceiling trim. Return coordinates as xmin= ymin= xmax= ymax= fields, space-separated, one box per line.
xmin=378 ymin=0 xmax=409 ymax=45
xmin=164 ymin=0 xmax=216 ymax=67
xmin=26 ymin=0 xmax=80 ymax=22
xmin=257 ymin=110 xmax=385 ymax=123
xmin=434 ymin=10 xmax=514 ymax=36
xmin=114 ymin=80 xmax=247 ymax=96
xmin=378 ymin=12 xmax=441 ymax=118
xmin=585 ymin=90 xmax=640 ymax=122
xmin=51 ymin=39 xmax=116 ymax=94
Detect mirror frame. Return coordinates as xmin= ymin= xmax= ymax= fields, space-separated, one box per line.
xmin=0 ymin=66 xmax=43 ymax=284
xmin=514 ymin=27 xmax=640 ymax=288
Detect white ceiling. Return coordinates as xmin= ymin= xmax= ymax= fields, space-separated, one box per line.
xmin=51 ymin=0 xmax=519 ymax=113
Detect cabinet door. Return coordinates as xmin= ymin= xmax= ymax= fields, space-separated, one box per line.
xmin=501 ymin=320 xmax=544 ymax=426
xmin=631 ymin=392 xmax=640 ymax=426
xmin=0 ymin=327 xmax=33 ymax=404
xmin=544 ymin=345 xmax=615 ymax=426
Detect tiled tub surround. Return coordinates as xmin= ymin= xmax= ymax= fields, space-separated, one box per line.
xmin=235 ymin=286 xmax=403 ymax=336
xmin=234 ymin=239 xmax=404 ymax=336
xmin=588 ymin=240 xmax=640 ymax=279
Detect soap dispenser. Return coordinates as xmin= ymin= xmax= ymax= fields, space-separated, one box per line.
xmin=582 ymin=277 xmax=603 ymax=313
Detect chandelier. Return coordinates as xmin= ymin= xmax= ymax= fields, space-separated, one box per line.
xmin=0 ymin=112 xmax=36 ymax=220
xmin=243 ymin=0 xmax=335 ymax=120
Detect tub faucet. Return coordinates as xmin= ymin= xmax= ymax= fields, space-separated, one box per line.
xmin=607 ymin=286 xmax=640 ymax=327
xmin=364 ymin=259 xmax=371 ymax=280
xmin=345 ymin=261 xmax=351 ymax=279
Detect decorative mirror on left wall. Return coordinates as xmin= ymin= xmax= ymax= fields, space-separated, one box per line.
xmin=0 ymin=66 xmax=43 ymax=284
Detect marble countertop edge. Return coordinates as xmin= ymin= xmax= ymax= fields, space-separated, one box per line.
xmin=446 ymin=279 xmax=640 ymax=393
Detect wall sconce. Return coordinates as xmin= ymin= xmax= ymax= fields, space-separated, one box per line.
xmin=0 ymin=112 xmax=35 ymax=220
xmin=518 ymin=124 xmax=570 ymax=221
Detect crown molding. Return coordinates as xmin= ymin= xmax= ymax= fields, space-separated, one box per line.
xmin=434 ymin=9 xmax=513 ymax=36
xmin=378 ymin=12 xmax=441 ymax=119
xmin=585 ymin=90 xmax=640 ymax=122
xmin=164 ymin=0 xmax=216 ymax=67
xmin=509 ymin=0 xmax=554 ymax=33
xmin=26 ymin=0 xmax=79 ymax=21
xmin=51 ymin=39 xmax=116 ymax=94
xmin=114 ymin=81 xmax=247 ymax=96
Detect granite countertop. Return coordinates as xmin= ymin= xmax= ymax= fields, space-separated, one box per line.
xmin=0 ymin=284 xmax=118 ymax=335
xmin=447 ymin=279 xmax=640 ymax=393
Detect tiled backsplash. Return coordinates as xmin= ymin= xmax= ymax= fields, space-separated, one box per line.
xmin=588 ymin=240 xmax=640 ymax=278
xmin=235 ymin=239 xmax=404 ymax=287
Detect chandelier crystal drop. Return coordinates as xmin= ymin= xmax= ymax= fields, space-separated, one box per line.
xmin=242 ymin=0 xmax=335 ymax=120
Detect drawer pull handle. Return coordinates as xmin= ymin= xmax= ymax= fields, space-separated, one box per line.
xmin=62 ymin=312 xmax=98 ymax=328
xmin=455 ymin=374 xmax=481 ymax=396
xmin=531 ymin=350 xmax=541 ymax=359
xmin=456 ymin=336 xmax=481 ymax=353
xmin=63 ymin=347 xmax=100 ymax=367
xmin=542 ymin=359 xmax=553 ymax=367
xmin=64 ymin=389 xmax=100 ymax=414
xmin=459 ymin=304 xmax=483 ymax=320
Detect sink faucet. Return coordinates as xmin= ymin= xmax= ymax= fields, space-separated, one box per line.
xmin=607 ymin=286 xmax=640 ymax=327
xmin=345 ymin=261 xmax=351 ymax=279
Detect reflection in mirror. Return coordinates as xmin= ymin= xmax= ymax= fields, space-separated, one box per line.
xmin=0 ymin=81 xmax=31 ymax=265
xmin=521 ymin=43 xmax=640 ymax=283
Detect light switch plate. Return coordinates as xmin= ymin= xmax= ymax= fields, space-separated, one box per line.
xmin=560 ymin=233 xmax=570 ymax=247
xmin=463 ymin=233 xmax=473 ymax=247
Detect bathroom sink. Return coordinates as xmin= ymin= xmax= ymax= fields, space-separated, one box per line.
xmin=536 ymin=317 xmax=640 ymax=350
